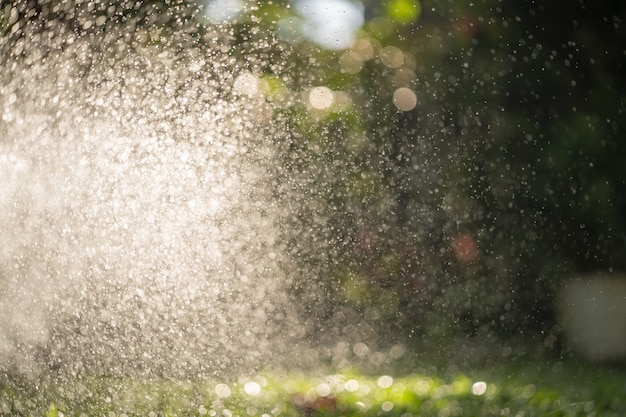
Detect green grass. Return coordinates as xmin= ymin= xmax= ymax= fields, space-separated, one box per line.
xmin=1 ymin=360 xmax=625 ymax=416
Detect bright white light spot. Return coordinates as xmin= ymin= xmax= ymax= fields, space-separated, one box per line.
xmin=392 ymin=87 xmax=417 ymax=111
xmin=315 ymin=383 xmax=331 ymax=397
xmin=377 ymin=375 xmax=393 ymax=389
xmin=344 ymin=379 xmax=359 ymax=392
xmin=296 ymin=0 xmax=364 ymax=50
xmin=308 ymin=86 xmax=334 ymax=110
xmin=215 ymin=383 xmax=232 ymax=398
xmin=204 ymin=0 xmax=245 ymax=21
xmin=413 ymin=378 xmax=431 ymax=395
xmin=199 ymin=405 xmax=208 ymax=415
xmin=244 ymin=381 xmax=261 ymax=396
xmin=233 ymin=73 xmax=259 ymax=97
xmin=381 ymin=401 xmax=394 ymax=412
xmin=471 ymin=381 xmax=487 ymax=396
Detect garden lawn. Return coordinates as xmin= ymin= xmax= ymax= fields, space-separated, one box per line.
xmin=1 ymin=360 xmax=624 ymax=416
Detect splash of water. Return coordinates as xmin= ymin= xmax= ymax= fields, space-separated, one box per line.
xmin=0 ymin=1 xmax=304 ymax=377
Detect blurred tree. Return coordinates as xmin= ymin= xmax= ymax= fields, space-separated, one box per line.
xmin=266 ymin=0 xmax=626 ymax=359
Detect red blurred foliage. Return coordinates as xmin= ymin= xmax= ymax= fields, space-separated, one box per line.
xmin=451 ymin=233 xmax=479 ymax=263
xmin=292 ymin=394 xmax=337 ymax=416
xmin=453 ymin=15 xmax=479 ymax=39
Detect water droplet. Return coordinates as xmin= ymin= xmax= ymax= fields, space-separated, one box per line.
xmin=353 ymin=342 xmax=369 ymax=357
xmin=233 ymin=73 xmax=260 ymax=97
xmin=315 ymin=383 xmax=331 ymax=397
xmin=344 ymin=379 xmax=359 ymax=392
xmin=392 ymin=87 xmax=417 ymax=111
xmin=389 ymin=344 xmax=406 ymax=359
xmin=381 ymin=401 xmax=394 ymax=412
xmin=307 ymin=86 xmax=334 ymax=110
xmin=244 ymin=381 xmax=261 ymax=396
xmin=215 ymin=383 xmax=232 ymax=398
xmin=471 ymin=381 xmax=487 ymax=395
xmin=379 ymin=45 xmax=404 ymax=68
xmin=377 ymin=375 xmax=393 ymax=388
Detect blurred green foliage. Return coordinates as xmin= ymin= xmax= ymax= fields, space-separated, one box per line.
xmin=251 ymin=0 xmax=626 ymax=356
xmin=2 ymin=361 xmax=625 ymax=416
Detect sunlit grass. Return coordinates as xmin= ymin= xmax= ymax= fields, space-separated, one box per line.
xmin=1 ymin=361 xmax=624 ymax=416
